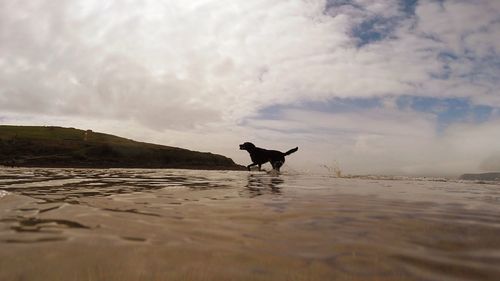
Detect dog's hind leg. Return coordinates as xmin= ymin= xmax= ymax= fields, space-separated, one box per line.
xmin=271 ymin=161 xmax=283 ymax=172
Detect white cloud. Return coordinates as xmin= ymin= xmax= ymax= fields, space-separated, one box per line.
xmin=239 ymin=106 xmax=500 ymax=176
xmin=0 ymin=0 xmax=499 ymax=175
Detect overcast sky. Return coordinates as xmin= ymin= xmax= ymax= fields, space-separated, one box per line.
xmin=1 ymin=0 xmax=499 ymax=176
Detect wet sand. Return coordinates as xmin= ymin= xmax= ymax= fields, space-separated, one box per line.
xmin=0 ymin=168 xmax=499 ymax=280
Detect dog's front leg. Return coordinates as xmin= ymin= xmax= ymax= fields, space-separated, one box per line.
xmin=247 ymin=163 xmax=257 ymax=171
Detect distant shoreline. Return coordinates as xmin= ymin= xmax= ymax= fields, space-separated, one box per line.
xmin=459 ymin=172 xmax=500 ymax=181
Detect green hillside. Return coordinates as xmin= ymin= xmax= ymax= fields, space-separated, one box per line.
xmin=459 ymin=173 xmax=500 ymax=181
xmin=0 ymin=125 xmax=244 ymax=170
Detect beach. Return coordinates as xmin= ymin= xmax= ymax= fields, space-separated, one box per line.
xmin=0 ymin=168 xmax=499 ymax=280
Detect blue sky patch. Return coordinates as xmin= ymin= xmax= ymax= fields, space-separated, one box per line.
xmin=345 ymin=0 xmax=420 ymax=47
xmin=255 ymin=97 xmax=382 ymax=120
xmin=252 ymin=96 xmax=496 ymax=133
xmin=325 ymin=0 xmax=419 ymax=15
xmin=401 ymin=0 xmax=418 ymax=15
xmin=351 ymin=4 xmax=414 ymax=46
xmin=352 ymin=17 xmax=398 ymax=47
xmin=396 ymin=96 xmax=494 ymax=131
xmin=324 ymin=0 xmax=360 ymax=13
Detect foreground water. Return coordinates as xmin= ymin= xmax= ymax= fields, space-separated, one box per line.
xmin=0 ymin=168 xmax=499 ymax=281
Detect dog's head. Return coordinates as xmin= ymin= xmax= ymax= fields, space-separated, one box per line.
xmin=239 ymin=142 xmax=256 ymax=151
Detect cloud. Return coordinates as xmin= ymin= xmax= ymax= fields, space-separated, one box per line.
xmin=0 ymin=0 xmax=499 ymax=175
xmin=242 ymin=101 xmax=500 ymax=176
xmin=480 ymin=154 xmax=500 ymax=172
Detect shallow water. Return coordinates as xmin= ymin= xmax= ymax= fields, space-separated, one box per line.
xmin=0 ymin=168 xmax=499 ymax=281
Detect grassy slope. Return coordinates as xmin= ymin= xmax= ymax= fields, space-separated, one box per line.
xmin=459 ymin=173 xmax=500 ymax=181
xmin=0 ymin=125 xmax=243 ymax=169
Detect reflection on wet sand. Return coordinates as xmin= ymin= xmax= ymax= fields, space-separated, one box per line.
xmin=245 ymin=174 xmax=284 ymax=196
xmin=0 ymin=168 xmax=499 ymax=280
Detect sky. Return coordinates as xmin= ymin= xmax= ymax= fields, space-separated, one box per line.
xmin=1 ymin=0 xmax=499 ymax=176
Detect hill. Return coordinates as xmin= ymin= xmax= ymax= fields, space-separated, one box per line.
xmin=459 ymin=172 xmax=500 ymax=181
xmin=0 ymin=125 xmax=244 ymax=170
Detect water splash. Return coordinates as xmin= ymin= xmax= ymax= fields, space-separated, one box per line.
xmin=0 ymin=190 xmax=8 ymax=198
xmin=321 ymin=162 xmax=343 ymax=177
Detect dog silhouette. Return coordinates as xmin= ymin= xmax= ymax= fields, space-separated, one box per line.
xmin=239 ymin=142 xmax=298 ymax=172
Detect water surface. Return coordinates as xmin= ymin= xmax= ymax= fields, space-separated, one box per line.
xmin=0 ymin=168 xmax=499 ymax=280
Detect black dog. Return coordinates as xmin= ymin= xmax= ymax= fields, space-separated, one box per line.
xmin=239 ymin=142 xmax=298 ymax=171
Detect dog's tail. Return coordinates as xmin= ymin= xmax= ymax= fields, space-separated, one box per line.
xmin=284 ymin=147 xmax=298 ymax=156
